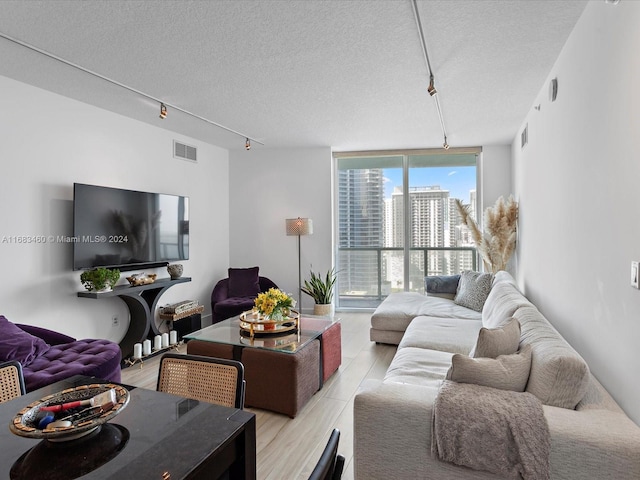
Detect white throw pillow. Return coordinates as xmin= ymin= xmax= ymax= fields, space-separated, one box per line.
xmin=446 ymin=345 xmax=532 ymax=392
xmin=469 ymin=318 xmax=521 ymax=358
xmin=454 ymin=271 xmax=493 ymax=312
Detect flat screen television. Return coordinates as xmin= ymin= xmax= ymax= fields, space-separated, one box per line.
xmin=73 ymin=183 xmax=189 ymax=271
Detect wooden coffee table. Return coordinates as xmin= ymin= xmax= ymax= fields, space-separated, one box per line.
xmin=185 ymin=315 xmax=341 ymax=417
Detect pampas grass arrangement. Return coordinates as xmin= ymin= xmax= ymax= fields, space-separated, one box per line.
xmin=455 ymin=195 xmax=518 ymax=273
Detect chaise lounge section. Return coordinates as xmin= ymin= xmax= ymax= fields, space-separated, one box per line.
xmin=1 ymin=315 xmax=121 ymax=392
xmin=354 ymin=271 xmax=640 ymax=479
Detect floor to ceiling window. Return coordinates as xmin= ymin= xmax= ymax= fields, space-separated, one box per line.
xmin=335 ymin=148 xmax=480 ymax=309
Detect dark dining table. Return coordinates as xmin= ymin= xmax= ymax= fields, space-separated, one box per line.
xmin=0 ymin=375 xmax=256 ymax=480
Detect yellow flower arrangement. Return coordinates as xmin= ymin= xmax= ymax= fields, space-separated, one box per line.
xmin=254 ymin=288 xmax=295 ymax=320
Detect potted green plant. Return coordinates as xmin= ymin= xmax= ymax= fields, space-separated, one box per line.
xmin=80 ymin=267 xmax=121 ymax=292
xmin=301 ymin=268 xmax=338 ymax=316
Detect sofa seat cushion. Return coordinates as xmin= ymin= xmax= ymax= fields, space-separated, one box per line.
xmin=398 ymin=316 xmax=482 ymax=355
xmin=21 ymin=339 xmax=121 ymax=392
xmin=371 ymin=292 xmax=431 ymax=333
xmin=384 ymin=347 xmax=453 ymax=387
xmin=213 ymin=297 xmax=256 ymax=319
xmin=514 ymin=306 xmax=590 ymax=409
xmin=369 ymin=328 xmax=405 ymax=345
xmin=372 ymin=293 xmax=481 ymax=334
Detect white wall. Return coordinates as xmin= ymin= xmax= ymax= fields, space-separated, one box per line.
xmin=480 ymin=145 xmax=512 ymax=213
xmin=512 ymin=1 xmax=640 ymax=424
xmin=228 ymin=147 xmax=333 ymax=313
xmin=0 ymin=75 xmax=229 ymax=341
xmin=480 ymin=145 xmax=516 ymax=273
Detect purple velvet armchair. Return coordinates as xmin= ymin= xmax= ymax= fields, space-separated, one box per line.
xmin=210 ymin=267 xmax=279 ymax=324
xmin=0 ymin=315 xmax=121 ymax=392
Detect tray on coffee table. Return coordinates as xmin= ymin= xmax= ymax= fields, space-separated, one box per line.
xmin=238 ymin=310 xmax=299 ymax=337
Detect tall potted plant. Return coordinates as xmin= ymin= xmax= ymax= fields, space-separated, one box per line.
xmin=301 ymin=268 xmax=338 ymax=316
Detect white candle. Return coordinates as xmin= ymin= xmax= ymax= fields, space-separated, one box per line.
xmin=154 ymin=335 xmax=162 ymax=351
xmin=143 ymin=339 xmax=152 ymax=356
xmin=170 ymin=330 xmax=178 ymax=345
xmin=161 ymin=333 xmax=169 ymax=348
xmin=133 ymin=343 xmax=143 ymax=359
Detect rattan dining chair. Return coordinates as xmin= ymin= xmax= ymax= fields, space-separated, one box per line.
xmin=308 ymin=429 xmax=345 ymax=480
xmin=157 ymin=353 xmax=245 ymax=409
xmin=0 ymin=360 xmax=26 ymax=403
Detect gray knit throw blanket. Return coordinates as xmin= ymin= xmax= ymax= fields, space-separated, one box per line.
xmin=432 ymin=380 xmax=550 ymax=480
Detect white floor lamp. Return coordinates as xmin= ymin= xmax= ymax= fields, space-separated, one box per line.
xmin=285 ymin=217 xmax=313 ymax=312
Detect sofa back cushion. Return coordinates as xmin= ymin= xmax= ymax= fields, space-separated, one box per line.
xmin=482 ymin=280 xmax=533 ymax=329
xmin=514 ymin=305 xmax=590 ymax=409
xmin=492 ymin=270 xmax=520 ymax=289
xmin=0 ymin=315 xmax=50 ymax=366
xmin=470 ymin=318 xmax=521 ymax=358
xmin=227 ymin=266 xmax=260 ymax=297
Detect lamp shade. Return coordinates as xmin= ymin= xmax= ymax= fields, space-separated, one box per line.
xmin=286 ymin=217 xmax=313 ymax=236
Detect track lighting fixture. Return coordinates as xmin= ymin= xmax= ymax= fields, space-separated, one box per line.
xmin=428 ymin=75 xmax=437 ymax=97
xmin=412 ymin=0 xmax=449 ymax=150
xmin=245 ymin=138 xmax=251 ymax=150
xmin=0 ymin=31 xmax=262 ymax=150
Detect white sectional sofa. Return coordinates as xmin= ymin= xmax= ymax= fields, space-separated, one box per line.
xmin=354 ymin=271 xmax=640 ymax=479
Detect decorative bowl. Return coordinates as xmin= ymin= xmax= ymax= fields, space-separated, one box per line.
xmin=10 ymin=383 xmax=129 ymax=442
xmin=126 ymin=273 xmax=157 ymax=286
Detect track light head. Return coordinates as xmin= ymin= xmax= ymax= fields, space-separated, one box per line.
xmin=159 ymin=103 xmax=167 ymax=119
xmin=245 ymin=138 xmax=251 ymax=150
xmin=427 ymin=75 xmax=437 ymax=96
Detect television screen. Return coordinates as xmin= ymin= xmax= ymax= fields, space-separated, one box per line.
xmin=73 ymin=183 xmax=189 ymax=271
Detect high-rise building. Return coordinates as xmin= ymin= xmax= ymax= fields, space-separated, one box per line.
xmin=337 ymin=168 xmax=385 ymax=296
xmin=391 ymin=186 xmax=450 ymax=282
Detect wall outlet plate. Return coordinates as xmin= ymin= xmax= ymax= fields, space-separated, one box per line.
xmin=631 ymin=261 xmax=639 ymax=289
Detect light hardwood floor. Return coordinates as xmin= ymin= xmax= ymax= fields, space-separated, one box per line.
xmin=120 ymin=312 xmax=396 ymax=480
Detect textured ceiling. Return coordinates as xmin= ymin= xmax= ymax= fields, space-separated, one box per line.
xmin=0 ymin=0 xmax=587 ymax=151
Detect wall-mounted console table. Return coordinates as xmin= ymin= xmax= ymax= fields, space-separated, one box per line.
xmin=78 ymin=277 xmax=191 ymax=363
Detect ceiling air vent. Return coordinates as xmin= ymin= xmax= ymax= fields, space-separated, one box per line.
xmin=521 ymin=124 xmax=528 ymax=149
xmin=173 ymin=141 xmax=197 ymax=162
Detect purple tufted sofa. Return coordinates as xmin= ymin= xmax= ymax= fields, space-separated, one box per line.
xmin=0 ymin=315 xmax=121 ymax=392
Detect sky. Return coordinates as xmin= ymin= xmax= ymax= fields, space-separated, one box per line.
xmin=383 ymin=166 xmax=476 ymax=201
